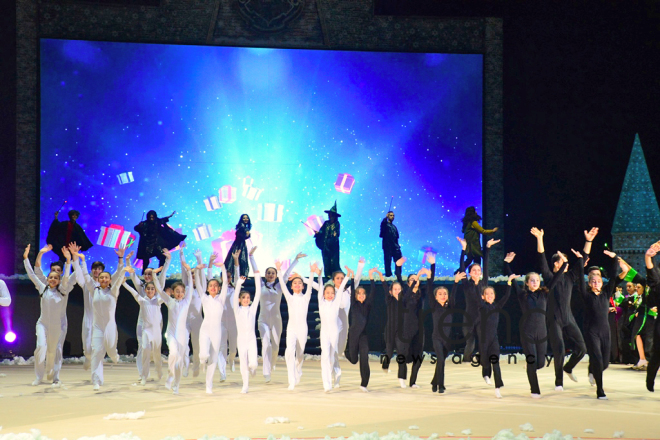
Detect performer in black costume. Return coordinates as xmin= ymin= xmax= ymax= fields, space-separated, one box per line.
xmin=380 ymin=211 xmax=401 ymax=277
xmin=134 ymin=210 xmax=186 ymax=273
xmin=315 ymin=202 xmax=341 ymax=278
xmin=395 ymin=256 xmax=431 ymax=388
xmin=531 ymin=226 xmax=590 ymax=390
xmin=505 ymin=251 xmax=566 ymax=398
xmin=346 ymin=267 xmax=383 ymax=392
xmin=224 ymin=214 xmax=252 ymax=278
xmin=46 ymin=209 xmax=93 ymax=262
xmin=477 ymin=277 xmax=512 ymax=398
xmin=644 ymin=242 xmax=660 ymax=392
xmin=461 ymin=206 xmax=497 ymax=268
xmin=381 ymin=257 xmax=405 ymax=371
xmin=577 ymin=248 xmax=618 ymax=400
xmin=458 ymin=236 xmax=499 ymax=363
xmin=429 ymin=271 xmax=463 ymax=393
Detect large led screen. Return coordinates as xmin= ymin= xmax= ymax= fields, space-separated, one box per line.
xmin=40 ymin=39 xmax=483 ymax=275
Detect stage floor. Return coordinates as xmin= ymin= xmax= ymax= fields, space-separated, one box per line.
xmin=0 ymin=356 xmax=658 ymax=440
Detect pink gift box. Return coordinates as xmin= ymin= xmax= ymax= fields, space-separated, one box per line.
xmin=212 ymin=238 xmax=234 ymax=262
xmin=97 ymin=224 xmax=136 ymax=249
xmin=219 ymin=185 xmax=237 ymax=204
xmin=303 ymin=214 xmax=324 ymax=236
xmin=417 ymin=246 xmax=437 ymax=265
xmin=334 ymin=173 xmax=355 ymax=194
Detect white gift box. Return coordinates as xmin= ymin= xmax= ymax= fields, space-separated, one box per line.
xmin=97 ymin=224 xmax=136 ymax=249
xmin=117 ymin=172 xmax=134 ymax=185
xmin=303 ymin=214 xmax=324 ymax=236
xmin=193 ymin=224 xmax=213 ymax=241
xmin=334 ymin=173 xmax=355 ymax=194
xmin=242 ymin=176 xmax=264 ymax=201
xmin=257 ymin=203 xmax=284 ymax=223
xmin=203 ymin=195 xmax=222 ymax=211
xmin=219 ymin=185 xmax=237 ymax=204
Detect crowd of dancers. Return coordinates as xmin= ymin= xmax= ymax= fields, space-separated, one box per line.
xmin=6 ymin=208 xmax=660 ymax=401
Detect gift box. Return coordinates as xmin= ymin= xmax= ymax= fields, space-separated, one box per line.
xmin=97 ymin=224 xmax=136 ymax=249
xmin=257 ymin=203 xmax=284 ymax=223
xmin=334 ymin=173 xmax=355 ymax=194
xmin=203 ymin=195 xmax=222 ymax=211
xmin=219 ymin=185 xmax=237 ymax=204
xmin=117 ymin=172 xmax=134 ymax=185
xmin=132 ymin=258 xmax=143 ymax=270
xmin=193 ymin=224 xmax=213 ymax=241
xmin=303 ymin=214 xmax=324 ymax=236
xmin=417 ymin=246 xmax=437 ymax=265
xmin=242 ymin=176 xmax=264 ymax=201
xmin=211 ymin=238 xmax=234 ymax=262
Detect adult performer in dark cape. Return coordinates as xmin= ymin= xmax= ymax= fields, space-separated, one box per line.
xmin=46 ymin=209 xmax=94 ymax=262
xmin=461 ymin=206 xmax=498 ymax=268
xmin=315 ymin=201 xmax=341 ymax=278
xmin=380 ymin=211 xmax=401 ymax=277
xmin=224 ymin=214 xmax=252 ymax=277
xmin=134 ymin=210 xmax=186 ymax=273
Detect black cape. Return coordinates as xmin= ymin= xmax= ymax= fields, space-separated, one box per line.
xmin=46 ymin=219 xmax=94 ymax=261
xmin=134 ymin=216 xmax=186 ymax=260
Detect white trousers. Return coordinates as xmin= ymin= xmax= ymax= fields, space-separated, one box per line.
xmin=258 ymin=316 xmax=282 ymax=377
xmin=91 ymin=323 xmax=119 ymax=386
xmin=285 ymin=325 xmax=307 ymax=388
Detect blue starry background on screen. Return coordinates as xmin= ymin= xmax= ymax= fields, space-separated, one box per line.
xmin=39 ymin=39 xmax=483 ymax=275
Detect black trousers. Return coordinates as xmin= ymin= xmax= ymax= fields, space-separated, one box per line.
xmin=322 ymin=250 xmax=340 ymax=278
xmin=347 ymin=332 xmax=370 ymax=387
xmin=431 ymin=339 xmax=450 ymax=388
xmin=141 ymin=247 xmax=166 ymax=274
xmin=585 ymin=329 xmax=610 ymax=397
xmin=383 ymin=248 xmax=403 ymax=277
xmin=608 ymin=313 xmax=623 ymax=363
xmin=548 ymin=317 xmax=586 ymax=386
xmin=463 ymin=317 xmax=480 ymax=363
xmin=396 ymin=332 xmax=423 ymax=386
xmin=646 ymin=318 xmax=660 ymax=389
xmin=480 ymin=337 xmax=503 ymax=388
xmin=521 ymin=331 xmax=547 ymax=394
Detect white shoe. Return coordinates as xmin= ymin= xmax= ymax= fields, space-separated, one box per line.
xmin=360 ymin=386 xmax=369 ymax=393
xmin=264 ymin=375 xmax=271 ymax=383
xmin=399 ymin=378 xmax=407 ymax=388
xmin=206 ymin=387 xmax=213 ymax=395
xmin=140 ymin=378 xmax=146 ymax=386
xmin=172 ymin=386 xmax=179 ymax=395
xmin=240 ymin=387 xmax=248 ymax=394
xmin=484 ymin=376 xmax=492 ymax=385
xmin=324 ymin=388 xmax=331 ymax=393
xmin=411 ymin=384 xmax=420 ymax=389
xmin=231 ymin=361 xmax=236 ymax=372
xmin=52 ymin=380 xmax=61 ymax=388
xmin=165 ymin=379 xmax=172 ymax=390
xmin=635 ymin=360 xmax=649 ymax=369
xmin=183 ymin=366 xmax=189 ymax=378
xmin=32 ymin=379 xmax=40 ymax=386
xmin=598 ymin=394 xmax=608 ymax=400
xmin=565 ymin=371 xmax=578 ymax=382
xmin=531 ymin=393 xmax=541 ymax=399
xmin=219 ymin=374 xmax=226 ymax=383
xmin=495 ymin=388 xmax=502 ymax=399
xmin=250 ymin=368 xmax=256 ymax=377
xmin=288 ymin=384 xmax=295 ymax=390
xmin=555 ymin=386 xmax=564 ymax=391
xmin=588 ymin=373 xmax=596 ymax=386
xmin=93 ymin=384 xmax=100 ymax=391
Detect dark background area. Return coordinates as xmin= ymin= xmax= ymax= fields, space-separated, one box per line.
xmin=2 ymin=1 xmax=659 ymax=276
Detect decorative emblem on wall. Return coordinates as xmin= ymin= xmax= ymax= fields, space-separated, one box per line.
xmin=237 ymin=0 xmax=305 ymax=33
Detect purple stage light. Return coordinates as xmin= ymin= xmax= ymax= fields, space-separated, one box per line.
xmin=4 ymin=331 xmax=16 ymax=343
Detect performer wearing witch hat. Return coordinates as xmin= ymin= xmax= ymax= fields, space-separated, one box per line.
xmin=315 ymin=201 xmax=341 ymax=278
xmin=46 ymin=209 xmax=94 ymax=263
xmin=134 ymin=210 xmax=187 ymax=273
